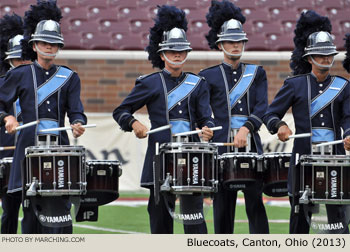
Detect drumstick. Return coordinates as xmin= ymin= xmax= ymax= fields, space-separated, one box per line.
xmin=288 ymin=133 xmax=312 ymax=139
xmin=146 ymin=125 xmax=172 ymax=135
xmin=5 ymin=120 xmax=39 ymax=134
xmin=0 ymin=146 xmax=15 ymax=151
xmin=316 ymin=139 xmax=344 ymax=147
xmin=210 ymin=142 xmax=237 ymax=146
xmin=173 ymin=126 xmax=223 ymax=137
xmin=39 ymin=124 xmax=97 ymax=133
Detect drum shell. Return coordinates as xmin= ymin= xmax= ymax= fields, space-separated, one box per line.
xmin=159 ymin=142 xmax=218 ymax=194
xmin=300 ymin=155 xmax=350 ymax=204
xmin=262 ymin=152 xmax=291 ymax=197
xmin=219 ymin=152 xmax=262 ymax=191
xmin=25 ymin=145 xmax=86 ymax=196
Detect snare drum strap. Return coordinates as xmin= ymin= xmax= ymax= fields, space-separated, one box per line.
xmin=167 ymin=74 xmax=201 ymax=134
xmin=310 ymin=76 xmax=347 ymax=118
xmin=229 ymin=64 xmax=258 ymax=109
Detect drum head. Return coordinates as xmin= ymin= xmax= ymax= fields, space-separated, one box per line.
xmin=163 ymin=193 xmax=211 ymax=225
xmin=303 ymin=203 xmax=350 ymax=234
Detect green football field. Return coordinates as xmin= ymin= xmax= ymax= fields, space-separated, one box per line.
xmin=5 ymin=192 xmax=349 ymax=234
xmin=2 ymin=192 xmax=292 ymax=234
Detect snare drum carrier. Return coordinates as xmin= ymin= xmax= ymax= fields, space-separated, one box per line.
xmin=299 ymin=76 xmax=350 ymax=204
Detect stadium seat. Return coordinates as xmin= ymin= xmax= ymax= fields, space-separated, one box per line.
xmin=327 ymin=9 xmax=349 ymax=21
xmin=285 ymin=0 xmax=313 ymax=9
xmin=231 ymin=0 xmax=258 ymax=9
xmin=187 ymin=33 xmax=210 ymax=50
xmin=137 ymin=0 xmax=166 ymax=7
xmin=196 ymin=0 xmax=211 ymax=8
xmin=68 ymin=19 xmax=100 ymax=33
xmin=107 ymin=0 xmax=137 ymax=8
xmin=0 ymin=0 xmax=19 ymax=8
xmin=77 ymin=0 xmax=107 ymax=7
xmin=245 ymin=34 xmax=269 ymax=50
xmin=269 ymin=8 xmax=298 ymax=21
xmin=63 ymin=32 xmax=84 ymax=50
xmin=168 ymin=0 xmax=199 ymax=9
xmin=253 ymin=21 xmax=283 ymax=35
xmin=313 ymin=0 xmax=343 ymax=9
xmin=63 ymin=8 xmax=88 ymax=20
xmin=111 ymin=33 xmax=145 ymax=50
xmin=256 ymin=0 xmax=286 ymax=9
xmin=87 ymin=6 xmax=118 ymax=20
xmin=130 ymin=19 xmax=153 ymax=33
xmin=332 ymin=33 xmax=346 ymax=50
xmin=243 ymin=8 xmax=270 ymax=22
xmin=55 ymin=0 xmax=78 ymax=7
xmin=265 ymin=33 xmax=294 ymax=51
xmin=340 ymin=20 xmax=350 ymax=34
xmin=98 ymin=20 xmax=130 ymax=33
xmin=189 ymin=19 xmax=209 ymax=34
xmin=281 ymin=20 xmax=296 ymax=34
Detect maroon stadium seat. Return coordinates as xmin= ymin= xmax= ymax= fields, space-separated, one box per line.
xmin=243 ymin=8 xmax=270 ymax=22
xmin=196 ymin=0 xmax=211 ymax=8
xmin=137 ymin=0 xmax=166 ymax=7
xmin=67 ymin=19 xmax=100 ymax=33
xmin=232 ymin=0 xmax=258 ymax=9
xmin=340 ymin=20 xmax=350 ymax=34
xmin=269 ymin=8 xmax=298 ymax=22
xmin=332 ymin=33 xmax=346 ymax=50
xmin=77 ymin=0 xmax=107 ymax=7
xmin=168 ymin=0 xmax=199 ymax=9
xmin=80 ymin=32 xmax=113 ymax=50
xmin=285 ymin=0 xmax=313 ymax=9
xmin=189 ymin=19 xmax=209 ymax=34
xmin=313 ymin=0 xmax=343 ymax=9
xmin=87 ymin=6 xmax=118 ymax=20
xmin=98 ymin=20 xmax=131 ymax=33
xmin=256 ymin=0 xmax=286 ymax=9
xmin=111 ymin=33 xmax=145 ymax=50
xmin=245 ymin=34 xmax=269 ymax=50
xmin=0 ymin=0 xmax=20 ymax=8
xmin=62 ymin=8 xmax=88 ymax=20
xmin=252 ymin=21 xmax=283 ymax=35
xmin=281 ymin=20 xmax=296 ymax=34
xmin=129 ymin=19 xmax=153 ymax=33
xmin=187 ymin=33 xmax=210 ymax=50
xmin=265 ymin=33 xmax=294 ymax=51
xmin=63 ymin=32 xmax=84 ymax=50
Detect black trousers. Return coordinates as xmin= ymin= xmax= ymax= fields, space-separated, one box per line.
xmin=148 ymin=187 xmax=207 ymax=234
xmin=289 ymin=195 xmax=350 ymax=234
xmin=21 ymin=199 xmax=73 ymax=234
xmin=1 ymin=191 xmax=21 ymax=234
xmin=213 ymin=181 xmax=269 ymax=234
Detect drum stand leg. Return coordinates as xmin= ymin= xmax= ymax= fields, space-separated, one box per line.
xmin=160 ymin=173 xmax=171 ymax=192
xmin=299 ymin=185 xmax=310 ymax=204
xmin=26 ymin=177 xmax=38 ymax=196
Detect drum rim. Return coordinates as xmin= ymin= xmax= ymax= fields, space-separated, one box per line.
xmin=160 ymin=142 xmax=218 ymax=151
xmin=219 ymin=152 xmax=260 ymax=158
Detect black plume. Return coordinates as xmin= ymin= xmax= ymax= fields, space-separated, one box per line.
xmin=146 ymin=5 xmax=188 ymax=69
xmin=22 ymin=0 xmax=62 ymax=61
xmin=290 ymin=10 xmax=332 ymax=75
xmin=0 ymin=14 xmax=23 ymax=74
xmin=205 ymin=0 xmax=246 ymax=50
xmin=342 ymin=34 xmax=350 ymax=73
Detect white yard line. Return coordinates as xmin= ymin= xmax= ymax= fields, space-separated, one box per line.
xmin=73 ymin=223 xmax=147 ymax=234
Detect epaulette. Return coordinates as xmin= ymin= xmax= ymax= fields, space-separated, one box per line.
xmin=186 ymin=72 xmax=205 ymax=81
xmin=6 ymin=63 xmax=32 ymax=73
xmin=333 ymin=75 xmax=348 ymax=82
xmin=59 ymin=65 xmax=77 ymax=73
xmin=199 ymin=64 xmax=221 ymax=73
xmin=285 ymin=73 xmax=308 ymax=80
xmin=136 ymin=72 xmax=160 ymax=81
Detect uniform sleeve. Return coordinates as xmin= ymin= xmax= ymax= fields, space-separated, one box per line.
xmin=341 ymin=82 xmax=350 ymax=138
xmin=66 ymin=73 xmax=87 ymax=125
xmin=113 ymin=78 xmax=155 ymax=131
xmin=263 ymin=79 xmax=295 ymax=134
xmin=244 ymin=66 xmax=268 ymax=132
xmin=0 ymin=70 xmax=21 ymax=126
xmin=194 ymin=78 xmax=215 ymax=128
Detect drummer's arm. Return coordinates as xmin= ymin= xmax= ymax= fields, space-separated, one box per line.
xmin=3 ymin=115 xmax=19 ymax=135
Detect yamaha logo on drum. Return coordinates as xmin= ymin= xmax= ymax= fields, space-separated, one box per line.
xmin=57 ymin=160 xmax=65 ymax=188
xmin=192 ymin=156 xmax=199 ymax=184
xmin=330 ymin=170 xmax=338 ymax=198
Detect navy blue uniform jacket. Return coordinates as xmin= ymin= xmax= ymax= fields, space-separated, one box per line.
xmin=113 ymin=70 xmax=215 ymax=187
xmin=199 ymin=62 xmax=268 ymax=154
xmin=0 ymin=62 xmax=87 ymax=192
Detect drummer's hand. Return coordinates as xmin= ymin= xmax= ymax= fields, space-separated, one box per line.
xmin=344 ymin=136 xmax=350 ymax=151
xmin=132 ymin=120 xmax=148 ymax=139
xmin=277 ymin=125 xmax=292 ymax=142
xmin=71 ymin=122 xmax=85 ymax=138
xmin=198 ymin=126 xmax=213 ymax=141
xmin=234 ymin=126 xmax=249 ymax=148
xmin=4 ymin=115 xmax=19 ymax=134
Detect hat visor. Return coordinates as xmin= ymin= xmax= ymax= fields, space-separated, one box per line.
xmin=302 ymin=50 xmax=338 ymax=58
xmin=29 ymin=37 xmax=64 ymax=47
xmin=157 ymin=46 xmax=192 ymax=53
xmin=216 ymin=35 xmax=248 ymax=44
xmin=5 ymin=51 xmax=22 ymax=61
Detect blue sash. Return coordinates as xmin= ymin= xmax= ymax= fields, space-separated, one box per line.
xmin=231 ymin=116 xmax=248 ymax=129
xmin=312 ymin=128 xmax=335 ymax=143
xmin=15 ymin=99 xmax=21 ymax=118
xmin=37 ymin=67 xmax=73 ymax=106
xmin=167 ymin=74 xmax=200 ymax=110
xmin=229 ymin=65 xmax=257 ymax=109
xmin=169 ymin=120 xmax=191 ymax=134
xmin=37 ymin=120 xmax=59 ymax=135
xmin=310 ymin=77 xmax=347 ymax=118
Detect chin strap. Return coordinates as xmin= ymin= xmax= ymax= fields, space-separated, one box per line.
xmin=162 ymin=52 xmax=188 ymax=66
xmin=221 ymin=42 xmax=245 ymax=58
xmin=310 ymin=56 xmax=334 ymax=69
xmin=34 ymin=43 xmax=59 ymax=57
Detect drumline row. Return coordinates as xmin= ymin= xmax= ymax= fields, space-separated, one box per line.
xmin=157 ymin=142 xmax=350 ymax=205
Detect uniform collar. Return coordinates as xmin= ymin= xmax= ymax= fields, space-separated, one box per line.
xmin=310 ymin=72 xmax=331 ymax=83
xmin=34 ymin=60 xmax=56 ymax=71
xmin=162 ymin=68 xmax=186 ymax=82
xmin=222 ymin=61 xmax=242 ymax=72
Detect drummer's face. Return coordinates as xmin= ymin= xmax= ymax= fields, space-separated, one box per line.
xmin=161 ymin=50 xmax=187 ymax=71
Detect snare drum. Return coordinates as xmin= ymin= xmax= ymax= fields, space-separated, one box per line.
xmin=159 ymin=142 xmax=218 ymax=194
xmin=81 ymin=160 xmax=122 ymax=206
xmin=219 ymin=152 xmax=263 ymax=190
xmin=300 ymin=155 xmax=350 ymax=204
xmin=0 ymin=157 xmax=12 ymax=195
xmin=263 ymin=152 xmax=291 ymax=197
xmin=25 ymin=145 xmax=86 ymax=196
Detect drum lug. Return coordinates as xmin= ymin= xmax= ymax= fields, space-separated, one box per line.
xmin=160 ymin=173 xmax=171 ymax=192
xmin=299 ymin=185 xmax=310 ymax=204
xmin=26 ymin=177 xmax=38 ymax=197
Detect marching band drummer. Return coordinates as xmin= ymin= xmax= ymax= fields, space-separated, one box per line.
xmin=0 ymin=0 xmax=86 ymax=234
xmin=263 ymin=10 xmax=350 ymax=234
xmin=0 ymin=13 xmax=31 ymax=234
xmin=198 ymin=0 xmax=269 ymax=234
xmin=113 ymin=5 xmax=214 ymax=234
